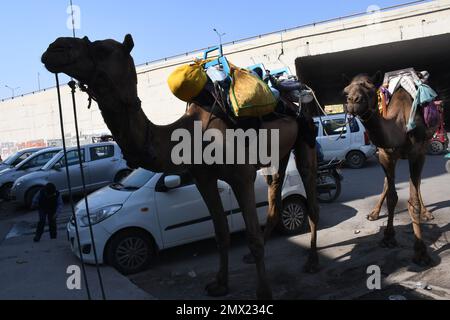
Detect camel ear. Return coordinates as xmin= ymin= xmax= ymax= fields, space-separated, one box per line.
xmin=82 ymin=36 xmax=91 ymax=44
xmin=371 ymin=70 xmax=383 ymax=87
xmin=342 ymin=73 xmax=351 ymax=85
xmin=123 ymin=34 xmax=134 ymax=53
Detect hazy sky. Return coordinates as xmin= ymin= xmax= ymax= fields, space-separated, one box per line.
xmin=0 ymin=0 xmax=417 ymax=99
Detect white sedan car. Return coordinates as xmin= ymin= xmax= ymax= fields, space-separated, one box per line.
xmin=67 ymin=156 xmax=307 ymax=275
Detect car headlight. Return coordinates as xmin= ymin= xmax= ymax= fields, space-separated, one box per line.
xmin=13 ymin=180 xmax=23 ymax=188
xmin=79 ymin=205 xmax=122 ymax=227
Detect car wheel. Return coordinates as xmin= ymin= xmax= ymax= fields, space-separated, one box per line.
xmin=277 ymin=197 xmax=307 ymax=235
xmin=114 ymin=170 xmax=132 ymax=183
xmin=446 ymin=160 xmax=450 ymax=174
xmin=107 ymin=229 xmax=155 ymax=275
xmin=428 ymin=141 xmax=444 ymax=155
xmin=0 ymin=183 xmax=13 ymax=201
xmin=25 ymin=186 xmax=43 ymax=209
xmin=346 ymin=151 xmax=366 ymax=169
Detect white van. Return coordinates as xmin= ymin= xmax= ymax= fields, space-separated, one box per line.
xmin=314 ymin=114 xmax=376 ymax=168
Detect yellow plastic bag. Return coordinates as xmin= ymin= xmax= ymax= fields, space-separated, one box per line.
xmin=168 ymin=60 xmax=208 ymax=102
xmin=229 ymin=65 xmax=277 ymax=117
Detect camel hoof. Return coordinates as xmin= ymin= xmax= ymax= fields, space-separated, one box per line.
xmin=367 ymin=211 xmax=381 ymax=221
xmin=379 ymin=236 xmax=398 ymax=249
xmin=205 ymin=281 xmax=229 ymax=297
xmin=412 ymin=253 xmax=433 ymax=267
xmin=243 ymin=253 xmax=256 ymax=265
xmin=421 ymin=211 xmax=435 ymax=221
xmin=303 ymin=254 xmax=320 ymax=274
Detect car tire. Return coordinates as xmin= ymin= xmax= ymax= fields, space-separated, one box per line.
xmin=114 ymin=170 xmax=132 ymax=183
xmin=0 ymin=183 xmax=13 ymax=201
xmin=106 ymin=229 xmax=155 ymax=275
xmin=428 ymin=141 xmax=444 ymax=155
xmin=346 ymin=151 xmax=366 ymax=169
xmin=446 ymin=160 xmax=450 ymax=174
xmin=25 ymin=186 xmax=43 ymax=209
xmin=277 ymin=197 xmax=307 ymax=236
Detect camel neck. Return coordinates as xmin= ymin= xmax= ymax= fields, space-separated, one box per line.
xmin=96 ymin=96 xmax=167 ymax=171
xmin=361 ymin=110 xmax=406 ymax=149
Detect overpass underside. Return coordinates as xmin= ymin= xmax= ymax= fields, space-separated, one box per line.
xmin=296 ymin=33 xmax=450 ymax=127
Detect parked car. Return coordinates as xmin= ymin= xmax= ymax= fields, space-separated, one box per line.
xmin=0 ymin=147 xmax=44 ymax=172
xmin=67 ymin=155 xmax=307 ymax=275
xmin=0 ymin=147 xmax=62 ymax=200
xmin=10 ymin=142 xmax=131 ymax=208
xmin=314 ymin=114 xmax=376 ymax=169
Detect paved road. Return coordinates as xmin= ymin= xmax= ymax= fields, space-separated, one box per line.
xmin=0 ymin=154 xmax=448 ymax=300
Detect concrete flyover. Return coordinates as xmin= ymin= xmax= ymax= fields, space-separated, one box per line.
xmin=1 ymin=0 xmax=449 ymax=156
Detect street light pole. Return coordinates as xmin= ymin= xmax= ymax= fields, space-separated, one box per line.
xmin=5 ymin=85 xmax=20 ymax=98
xmin=213 ymin=28 xmax=226 ymax=48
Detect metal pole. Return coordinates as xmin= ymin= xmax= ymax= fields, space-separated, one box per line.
xmin=55 ymin=74 xmax=92 ymax=300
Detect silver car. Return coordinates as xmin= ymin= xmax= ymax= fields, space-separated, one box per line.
xmin=0 ymin=148 xmax=44 ymax=172
xmin=10 ymin=142 xmax=131 ymax=208
xmin=0 ymin=147 xmax=62 ymax=200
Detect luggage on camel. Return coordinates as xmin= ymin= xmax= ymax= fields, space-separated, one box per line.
xmin=228 ymin=65 xmax=277 ymax=117
xmin=168 ymin=60 xmax=209 ymax=102
xmin=168 ymin=46 xmax=277 ymax=118
xmin=379 ymin=68 xmax=438 ymax=131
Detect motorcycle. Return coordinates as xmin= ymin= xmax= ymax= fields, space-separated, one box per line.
xmin=316 ymin=159 xmax=344 ymax=203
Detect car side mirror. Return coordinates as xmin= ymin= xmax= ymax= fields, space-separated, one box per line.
xmin=54 ymin=163 xmax=62 ymax=171
xmin=164 ymin=175 xmax=181 ymax=190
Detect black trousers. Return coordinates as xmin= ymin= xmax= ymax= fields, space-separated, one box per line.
xmin=35 ymin=211 xmax=57 ymax=240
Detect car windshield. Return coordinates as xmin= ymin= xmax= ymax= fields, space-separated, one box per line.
xmin=111 ymin=168 xmax=155 ymax=190
xmin=2 ymin=152 xmax=25 ymax=166
xmin=17 ymin=150 xmax=61 ymax=170
xmin=41 ymin=151 xmax=66 ymax=170
xmin=1 ymin=154 xmax=15 ymax=165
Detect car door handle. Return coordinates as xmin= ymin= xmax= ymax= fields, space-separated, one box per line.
xmin=111 ymin=159 xmax=119 ymax=162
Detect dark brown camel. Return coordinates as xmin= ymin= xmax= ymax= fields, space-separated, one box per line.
xmin=42 ymin=35 xmax=320 ymax=299
xmin=344 ymin=73 xmax=438 ymax=266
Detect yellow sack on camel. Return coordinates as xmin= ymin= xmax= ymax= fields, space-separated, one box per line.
xmin=229 ymin=65 xmax=277 ymax=117
xmin=168 ymin=60 xmax=207 ymax=102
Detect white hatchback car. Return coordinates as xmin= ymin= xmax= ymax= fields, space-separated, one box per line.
xmin=314 ymin=114 xmax=376 ymax=168
xmin=67 ymin=156 xmax=307 ymax=275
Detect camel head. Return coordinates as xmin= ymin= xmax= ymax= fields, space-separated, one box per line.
xmin=343 ymin=72 xmax=382 ymax=118
xmin=42 ymin=34 xmax=138 ymax=110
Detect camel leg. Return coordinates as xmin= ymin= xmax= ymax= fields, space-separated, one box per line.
xmin=419 ymin=189 xmax=434 ymax=221
xmin=408 ymin=155 xmax=432 ymax=266
xmin=243 ymin=156 xmax=289 ymax=265
xmin=367 ymin=178 xmax=388 ymax=221
xmin=231 ymin=177 xmax=272 ymax=300
xmin=194 ymin=175 xmax=230 ymax=297
xmin=294 ymin=139 xmax=320 ymax=273
xmin=378 ymin=151 xmax=399 ymax=248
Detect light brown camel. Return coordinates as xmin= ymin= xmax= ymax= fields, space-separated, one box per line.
xmin=344 ymin=73 xmax=438 ymax=266
xmin=42 ymin=35 xmax=320 ymax=299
